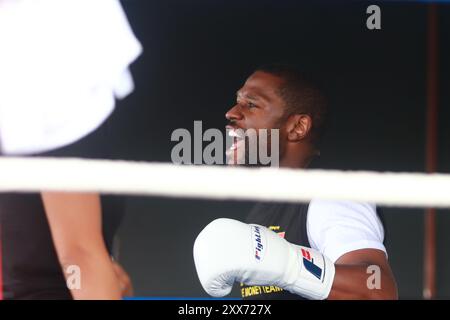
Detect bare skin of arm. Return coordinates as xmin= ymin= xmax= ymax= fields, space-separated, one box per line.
xmin=41 ymin=192 xmax=122 ymax=300
xmin=112 ymin=261 xmax=134 ymax=297
xmin=327 ymin=249 xmax=398 ymax=300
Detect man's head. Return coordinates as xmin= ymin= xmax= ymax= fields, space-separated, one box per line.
xmin=225 ymin=64 xmax=327 ymax=168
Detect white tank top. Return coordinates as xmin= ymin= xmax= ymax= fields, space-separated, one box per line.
xmin=0 ymin=0 xmax=142 ymax=155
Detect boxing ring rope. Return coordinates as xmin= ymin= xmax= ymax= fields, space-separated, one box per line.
xmin=0 ymin=157 xmax=450 ymax=208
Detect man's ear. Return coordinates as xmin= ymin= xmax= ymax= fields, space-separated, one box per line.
xmin=286 ymin=114 xmax=312 ymax=142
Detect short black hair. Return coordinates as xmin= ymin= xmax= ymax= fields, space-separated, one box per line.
xmin=255 ymin=64 xmax=328 ymax=148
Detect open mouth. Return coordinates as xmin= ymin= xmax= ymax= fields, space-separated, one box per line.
xmin=225 ymin=126 xmax=246 ymax=162
xmin=226 ymin=126 xmax=245 ymax=148
xmin=226 ymin=125 xmax=245 ymax=137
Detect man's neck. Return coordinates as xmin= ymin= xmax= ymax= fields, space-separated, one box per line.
xmin=279 ymin=148 xmax=316 ymax=169
xmin=279 ymin=157 xmax=310 ymax=169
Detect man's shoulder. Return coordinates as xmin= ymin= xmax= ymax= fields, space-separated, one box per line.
xmin=307 ymin=199 xmax=379 ymax=225
xmin=306 ymin=200 xmax=386 ymax=261
xmin=309 ymin=199 xmax=376 ymax=213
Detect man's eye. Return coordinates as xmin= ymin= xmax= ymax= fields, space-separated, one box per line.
xmin=247 ymin=102 xmax=257 ymax=108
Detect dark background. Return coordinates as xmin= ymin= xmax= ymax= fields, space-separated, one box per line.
xmin=106 ymin=0 xmax=450 ymax=299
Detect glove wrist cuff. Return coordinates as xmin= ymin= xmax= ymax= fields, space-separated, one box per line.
xmin=286 ymin=245 xmax=336 ymax=300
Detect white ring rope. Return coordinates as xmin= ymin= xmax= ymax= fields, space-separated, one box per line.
xmin=0 ymin=157 xmax=449 ymax=208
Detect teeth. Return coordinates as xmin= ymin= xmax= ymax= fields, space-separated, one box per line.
xmin=228 ymin=130 xmax=239 ymax=137
xmin=226 ymin=139 xmax=245 ymax=163
xmin=227 ymin=129 xmax=245 ymax=138
xmin=227 ymin=139 xmax=244 ymax=152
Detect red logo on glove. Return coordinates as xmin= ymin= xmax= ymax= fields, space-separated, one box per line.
xmin=301 ymin=248 xmax=311 ymax=261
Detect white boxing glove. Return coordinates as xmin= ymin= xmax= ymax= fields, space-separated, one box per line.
xmin=193 ymin=218 xmax=335 ymax=300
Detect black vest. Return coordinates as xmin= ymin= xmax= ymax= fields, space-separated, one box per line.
xmin=0 ymin=194 xmax=123 ymax=299
xmin=0 ymin=112 xmax=125 ymax=300
xmin=242 ymin=202 xmax=311 ymax=300
xmin=241 ymin=201 xmax=385 ymax=300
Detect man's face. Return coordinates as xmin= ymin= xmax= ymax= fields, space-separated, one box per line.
xmin=225 ymin=71 xmax=287 ymax=165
